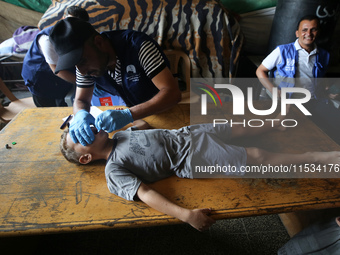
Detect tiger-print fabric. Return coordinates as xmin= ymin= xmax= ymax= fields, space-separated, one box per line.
xmin=38 ymin=0 xmax=243 ymax=78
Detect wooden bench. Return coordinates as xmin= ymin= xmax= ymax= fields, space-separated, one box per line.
xmin=1 ymin=104 xmax=340 ymax=236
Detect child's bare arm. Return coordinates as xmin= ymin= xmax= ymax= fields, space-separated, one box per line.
xmin=132 ymin=119 xmax=153 ymax=130
xmin=136 ymin=182 xmax=216 ymax=231
xmin=113 ymin=107 xmax=153 ymax=130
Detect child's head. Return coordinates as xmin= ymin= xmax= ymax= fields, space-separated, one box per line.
xmin=60 ymin=128 xmax=82 ymax=164
xmin=60 ymin=127 xmax=109 ymax=164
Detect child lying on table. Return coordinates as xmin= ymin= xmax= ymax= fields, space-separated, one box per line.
xmin=60 ymin=118 xmax=340 ymax=232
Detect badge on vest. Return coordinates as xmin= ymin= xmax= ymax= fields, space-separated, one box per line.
xmin=284 ymin=58 xmax=295 ymax=72
xmin=126 ymin=65 xmax=140 ymax=82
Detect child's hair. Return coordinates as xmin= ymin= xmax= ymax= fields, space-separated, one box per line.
xmin=60 ymin=128 xmax=81 ymax=164
xmin=64 ymin=6 xmax=89 ymax=21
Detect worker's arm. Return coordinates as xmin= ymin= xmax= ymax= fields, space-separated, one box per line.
xmin=256 ymin=64 xmax=277 ymax=96
xmin=136 ymin=182 xmax=216 ymax=232
xmin=95 ymin=67 xmax=182 ymax=133
xmin=68 ymin=86 xmax=95 ymax=145
xmin=129 ymin=67 xmax=182 ymax=120
xmin=73 ymin=86 xmax=94 ymax=114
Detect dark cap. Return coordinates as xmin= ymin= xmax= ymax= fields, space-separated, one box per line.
xmin=49 ymin=17 xmax=97 ymax=73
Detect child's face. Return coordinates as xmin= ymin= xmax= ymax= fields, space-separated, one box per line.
xmin=66 ymin=127 xmax=109 ymax=155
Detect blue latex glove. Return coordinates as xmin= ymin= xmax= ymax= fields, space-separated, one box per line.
xmin=69 ymin=109 xmax=95 ymax=146
xmin=95 ymin=109 xmax=133 ymax=133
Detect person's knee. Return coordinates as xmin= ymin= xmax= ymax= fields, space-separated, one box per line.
xmin=231 ymin=126 xmax=246 ymax=139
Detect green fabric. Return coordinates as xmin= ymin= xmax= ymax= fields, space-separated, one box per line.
xmin=220 ymin=0 xmax=277 ymax=14
xmin=1 ymin=0 xmax=51 ymax=13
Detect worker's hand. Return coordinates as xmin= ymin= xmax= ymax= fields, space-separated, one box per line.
xmin=328 ymin=93 xmax=339 ymax=100
xmin=271 ymin=87 xmax=281 ymax=99
xmin=325 ymin=85 xmax=340 ymax=99
xmin=69 ymin=109 xmax=95 ymax=146
xmin=186 ymin=208 xmax=216 ymax=232
xmin=95 ymin=109 xmax=134 ymax=133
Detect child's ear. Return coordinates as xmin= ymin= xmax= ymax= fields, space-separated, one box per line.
xmin=79 ymin=154 xmax=93 ymax=165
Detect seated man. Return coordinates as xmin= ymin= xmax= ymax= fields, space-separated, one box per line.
xmin=256 ymin=14 xmax=340 ymax=144
xmin=60 ymin=115 xmax=340 ymax=232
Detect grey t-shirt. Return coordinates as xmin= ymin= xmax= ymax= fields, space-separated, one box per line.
xmin=105 ymin=124 xmax=247 ymax=201
xmin=105 ymin=126 xmax=192 ymax=201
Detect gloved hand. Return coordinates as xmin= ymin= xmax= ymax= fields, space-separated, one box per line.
xmin=95 ymin=108 xmax=134 ymax=133
xmin=69 ymin=109 xmax=95 ymax=146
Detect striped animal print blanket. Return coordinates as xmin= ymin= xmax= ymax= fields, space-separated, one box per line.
xmin=38 ymin=0 xmax=243 ymax=78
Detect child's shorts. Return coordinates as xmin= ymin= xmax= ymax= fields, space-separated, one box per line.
xmin=188 ymin=123 xmax=247 ymax=178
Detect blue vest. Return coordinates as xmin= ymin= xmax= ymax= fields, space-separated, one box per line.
xmin=93 ymin=30 xmax=168 ymax=107
xmin=275 ymin=42 xmax=329 ymax=78
xmin=21 ymin=27 xmax=74 ymax=99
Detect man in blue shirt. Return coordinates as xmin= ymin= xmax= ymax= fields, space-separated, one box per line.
xmin=256 ymin=15 xmax=340 ymax=144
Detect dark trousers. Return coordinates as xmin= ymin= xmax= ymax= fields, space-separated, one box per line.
xmin=32 ymin=94 xmax=68 ymax=107
xmin=306 ymin=99 xmax=340 ymax=145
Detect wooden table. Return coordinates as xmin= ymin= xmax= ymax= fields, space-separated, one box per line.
xmin=1 ymin=103 xmax=340 ymax=236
